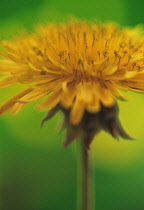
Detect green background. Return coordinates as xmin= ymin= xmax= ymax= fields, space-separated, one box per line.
xmin=0 ymin=0 xmax=144 ymax=209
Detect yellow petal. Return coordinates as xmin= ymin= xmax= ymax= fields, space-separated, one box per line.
xmin=104 ymin=81 xmax=125 ymax=100
xmin=102 ymin=64 xmax=118 ymax=76
xmin=61 ymin=81 xmax=76 ymax=108
xmin=114 ymin=81 xmax=132 ymax=91
xmin=111 ymin=67 xmax=127 ymax=80
xmin=131 ymin=51 xmax=143 ymax=62
xmin=0 ymin=60 xmax=28 ymax=74
xmin=33 ymin=77 xmax=64 ymax=90
xmin=0 ymin=76 xmax=18 ymax=88
xmin=0 ymin=88 xmax=32 ymax=115
xmin=99 ymin=83 xmax=115 ymax=106
xmin=86 ymin=96 xmax=101 ymax=113
xmin=115 ymin=80 xmax=144 ymax=91
xmin=86 ymin=82 xmax=101 ymax=113
xmin=70 ymin=100 xmax=85 ymax=125
xmin=11 ymin=90 xmax=48 ymax=115
xmin=37 ymin=89 xmax=63 ymax=110
xmin=18 ymin=73 xmax=35 ymax=84
xmin=0 ymin=51 xmax=9 ymax=59
xmin=8 ymin=54 xmax=21 ymax=63
xmin=125 ymin=81 xmax=144 ymax=91
xmin=75 ymin=82 xmax=93 ymax=103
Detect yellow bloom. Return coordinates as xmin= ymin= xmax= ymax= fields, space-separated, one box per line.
xmin=0 ymin=20 xmax=144 ymax=146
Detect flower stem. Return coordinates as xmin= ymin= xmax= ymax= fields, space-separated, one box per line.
xmin=77 ymin=139 xmax=95 ymax=210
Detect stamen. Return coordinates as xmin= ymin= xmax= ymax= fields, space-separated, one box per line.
xmin=68 ymin=52 xmax=71 ymax=60
xmin=97 ymin=51 xmax=100 ymax=59
xmin=78 ymin=59 xmax=82 ymax=65
xmin=92 ymin=30 xmax=96 ymax=48
xmin=92 ymin=38 xmax=96 ymax=48
xmin=132 ymin=62 xmax=136 ymax=70
xmin=58 ymin=51 xmax=64 ymax=60
xmin=83 ymin=32 xmax=86 ymax=44
xmin=103 ymin=50 xmax=109 ymax=58
xmin=77 ymin=59 xmax=84 ymax=70
xmin=105 ymin=38 xmax=110 ymax=50
xmin=41 ymin=69 xmax=47 ymax=75
xmin=46 ymin=58 xmax=52 ymax=63
xmin=73 ymin=34 xmax=77 ymax=45
xmin=114 ymin=50 xmax=118 ymax=62
xmin=114 ymin=51 xmax=121 ymax=64
xmin=43 ymin=49 xmax=47 ymax=60
xmin=37 ymin=50 xmax=44 ymax=56
xmin=137 ymin=66 xmax=141 ymax=71
xmin=66 ymin=37 xmax=70 ymax=47
xmin=127 ymin=55 xmax=132 ymax=64
xmin=51 ymin=41 xmax=58 ymax=55
xmin=123 ymin=50 xmax=127 ymax=57
xmin=119 ymin=42 xmax=126 ymax=49
xmin=117 ymin=54 xmax=121 ymax=64
xmin=85 ymin=43 xmax=89 ymax=53
xmin=64 ymin=58 xmax=67 ymax=66
xmin=73 ymin=69 xmax=78 ymax=78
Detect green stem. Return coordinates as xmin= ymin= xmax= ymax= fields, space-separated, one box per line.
xmin=77 ymin=139 xmax=95 ymax=210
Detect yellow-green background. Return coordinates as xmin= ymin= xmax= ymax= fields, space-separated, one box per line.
xmin=0 ymin=0 xmax=144 ymax=209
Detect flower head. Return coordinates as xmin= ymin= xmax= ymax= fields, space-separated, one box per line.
xmin=0 ymin=20 xmax=144 ymax=146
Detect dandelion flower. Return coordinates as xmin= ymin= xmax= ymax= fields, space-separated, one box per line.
xmin=0 ymin=20 xmax=144 ymax=147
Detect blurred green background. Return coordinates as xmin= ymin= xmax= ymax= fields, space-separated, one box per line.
xmin=0 ymin=0 xmax=144 ymax=209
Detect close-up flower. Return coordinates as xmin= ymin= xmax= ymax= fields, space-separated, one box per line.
xmin=1 ymin=19 xmax=144 ymax=210
xmin=0 ymin=20 xmax=144 ymax=145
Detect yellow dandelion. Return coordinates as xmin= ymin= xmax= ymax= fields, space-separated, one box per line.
xmin=0 ymin=20 xmax=144 ymax=147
